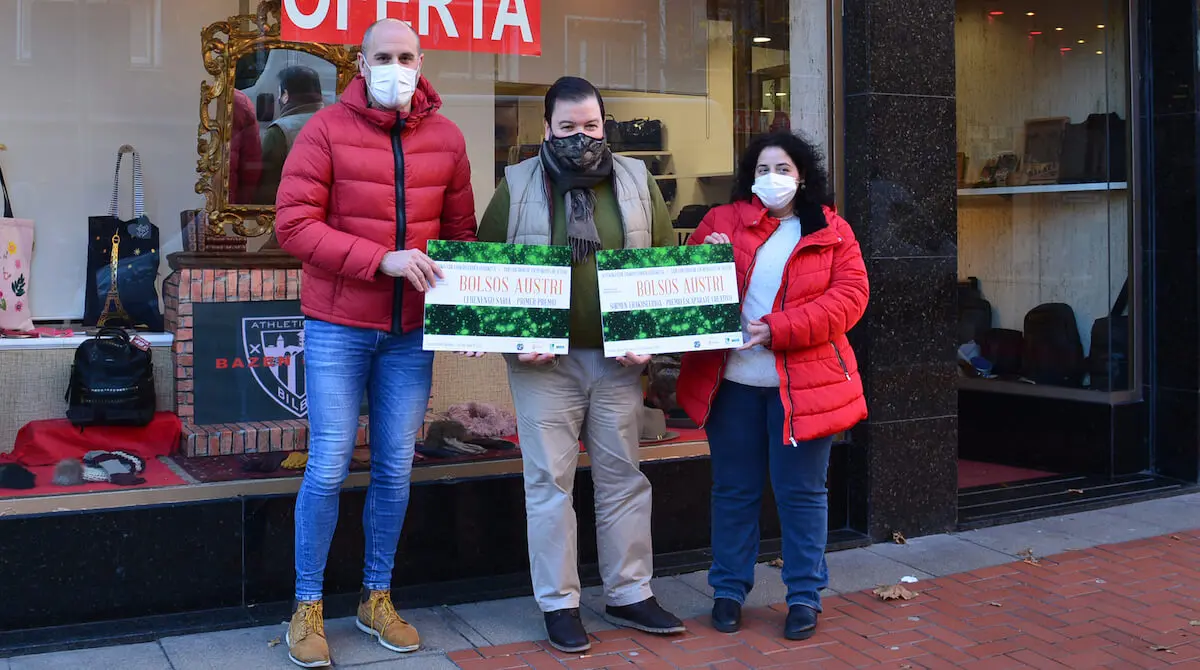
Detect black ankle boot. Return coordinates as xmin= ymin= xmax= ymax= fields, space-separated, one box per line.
xmin=544 ymin=608 xmax=590 ymax=653
xmin=605 ymin=597 xmax=686 ymax=634
xmin=711 ymin=598 xmax=742 ymax=633
xmin=784 ymin=604 xmax=818 ymax=640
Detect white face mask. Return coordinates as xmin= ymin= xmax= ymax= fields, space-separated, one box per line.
xmin=751 ymin=172 xmax=799 ymax=210
xmin=364 ymin=62 xmax=419 ymax=110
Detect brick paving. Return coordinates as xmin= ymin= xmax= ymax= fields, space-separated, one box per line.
xmin=448 ymin=530 xmax=1200 ymax=669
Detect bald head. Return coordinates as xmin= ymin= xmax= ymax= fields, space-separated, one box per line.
xmin=362 ymin=18 xmax=421 ymax=56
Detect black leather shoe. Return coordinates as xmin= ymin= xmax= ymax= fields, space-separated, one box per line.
xmin=605 ymin=597 xmax=686 ymax=634
xmin=544 ymin=608 xmax=591 ymax=653
xmin=784 ymin=604 xmax=818 ymax=640
xmin=710 ymin=598 xmax=742 ymax=633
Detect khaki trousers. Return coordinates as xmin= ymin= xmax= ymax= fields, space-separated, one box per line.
xmin=505 ymin=349 xmax=655 ymax=612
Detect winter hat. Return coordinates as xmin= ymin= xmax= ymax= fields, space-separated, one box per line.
xmin=445 ymin=403 xmax=517 ymax=438
xmin=82 ymin=450 xmax=147 ymax=485
xmin=52 ymin=459 xmax=85 ymax=486
xmin=0 ymin=464 xmax=36 ymax=490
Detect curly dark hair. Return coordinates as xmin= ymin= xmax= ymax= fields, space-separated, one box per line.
xmin=731 ymin=131 xmax=833 ymax=208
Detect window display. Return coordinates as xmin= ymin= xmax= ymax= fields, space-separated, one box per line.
xmin=0 ymin=0 xmax=797 ymax=506
xmin=955 ymin=0 xmax=1134 ymax=397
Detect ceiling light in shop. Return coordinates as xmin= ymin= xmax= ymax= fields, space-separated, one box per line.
xmin=1097 ymin=24 xmax=1105 ymax=28
xmin=989 ymin=11 xmax=1004 ymax=16
xmin=1055 ymin=27 xmax=1064 ymax=31
xmin=1096 ymin=50 xmax=1104 ymax=55
xmin=1029 ymin=31 xmax=1042 ymax=35
xmin=1060 ymin=47 xmax=1072 ymax=52
xmin=775 ymin=92 xmax=788 ymax=96
xmin=1078 ymin=39 xmax=1085 ymax=44
xmin=759 ymin=109 xmax=772 ymax=113
xmin=753 ymin=36 xmax=771 ymax=43
xmin=1026 ymin=11 xmax=1035 ymax=16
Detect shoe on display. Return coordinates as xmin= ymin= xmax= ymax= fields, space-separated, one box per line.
xmin=605 ymin=596 xmax=686 ymax=634
xmin=784 ymin=604 xmax=818 ymax=641
xmin=286 ymin=600 xmax=331 ymax=668
xmin=544 ymin=608 xmax=591 ymax=653
xmin=357 ymin=589 xmax=420 ymax=653
xmin=710 ymin=597 xmax=742 ymax=633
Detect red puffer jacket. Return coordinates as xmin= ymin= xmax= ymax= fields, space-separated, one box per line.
xmin=275 ymin=74 xmax=476 ymax=333
xmin=677 ymin=199 xmax=869 ymax=444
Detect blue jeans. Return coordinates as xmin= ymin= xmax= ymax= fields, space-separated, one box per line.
xmin=705 ymin=380 xmax=833 ymax=611
xmin=294 ymin=319 xmax=434 ymax=601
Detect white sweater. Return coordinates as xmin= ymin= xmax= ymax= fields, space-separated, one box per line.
xmin=724 ymin=215 xmax=802 ymax=388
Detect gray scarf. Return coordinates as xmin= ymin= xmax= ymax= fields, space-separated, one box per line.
xmin=540 ymin=134 xmax=614 ymax=263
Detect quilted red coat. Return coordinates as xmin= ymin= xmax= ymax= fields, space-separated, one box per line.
xmin=275 ymin=74 xmax=476 ymax=333
xmin=677 ymin=199 xmax=869 ymax=443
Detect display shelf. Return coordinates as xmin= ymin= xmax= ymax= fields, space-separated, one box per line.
xmin=653 ymin=174 xmax=676 ymax=180
xmin=957 ymin=182 xmax=1128 ymax=197
xmin=618 ymin=150 xmax=672 ymax=156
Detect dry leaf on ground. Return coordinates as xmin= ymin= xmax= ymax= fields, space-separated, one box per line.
xmin=1170 ymin=535 xmax=1183 ymax=541
xmin=1189 ymin=620 xmax=1200 ymax=626
xmin=1067 ymin=488 xmax=1085 ymax=494
xmin=267 ymin=637 xmax=281 ymax=648
xmin=767 ymin=558 xmax=784 ymax=568
xmin=873 ymin=584 xmax=919 ymax=601
xmin=1150 ymin=645 xmax=1178 ymax=654
xmin=892 ymin=531 xmax=907 ymax=545
xmin=1017 ymin=547 xmax=1041 ymax=565
xmin=988 ymin=601 xmax=1003 ymax=607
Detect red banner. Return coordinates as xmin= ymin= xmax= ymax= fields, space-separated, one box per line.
xmin=281 ymin=0 xmax=542 ymax=55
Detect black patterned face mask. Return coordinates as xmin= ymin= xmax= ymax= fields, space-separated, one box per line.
xmin=545 ymin=132 xmax=608 ymax=172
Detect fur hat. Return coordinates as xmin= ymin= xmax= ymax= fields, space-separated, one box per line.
xmin=444 ymin=402 xmax=517 ymax=439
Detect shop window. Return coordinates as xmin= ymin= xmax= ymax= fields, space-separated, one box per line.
xmin=0 ymin=0 xmax=804 ymax=508
xmin=954 ymin=0 xmax=1135 ymax=400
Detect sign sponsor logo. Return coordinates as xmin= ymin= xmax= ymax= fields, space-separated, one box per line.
xmin=281 ymin=0 xmax=542 ymax=55
xmin=238 ymin=317 xmax=307 ymax=417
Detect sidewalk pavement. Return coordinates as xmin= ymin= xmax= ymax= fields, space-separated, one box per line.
xmin=5 ymin=492 xmax=1199 ymax=670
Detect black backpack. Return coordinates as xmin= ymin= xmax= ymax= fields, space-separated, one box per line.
xmin=979 ymin=328 xmax=1024 ymax=376
xmin=66 ymin=328 xmax=156 ymax=427
xmin=957 ymin=277 xmax=993 ymax=345
xmin=1089 ymin=280 xmax=1130 ymax=391
xmin=1021 ymin=303 xmax=1085 ymax=387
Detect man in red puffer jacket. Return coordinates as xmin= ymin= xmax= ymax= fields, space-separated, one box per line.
xmin=274 ymin=18 xmax=476 ymax=669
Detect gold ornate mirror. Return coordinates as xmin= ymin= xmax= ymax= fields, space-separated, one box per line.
xmin=196 ymin=0 xmax=359 ymax=240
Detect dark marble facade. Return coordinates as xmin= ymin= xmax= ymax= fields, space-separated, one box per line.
xmin=1141 ymin=0 xmax=1200 ymax=483
xmin=842 ymin=0 xmax=960 ymax=541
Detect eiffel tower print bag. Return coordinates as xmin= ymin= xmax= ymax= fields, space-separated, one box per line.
xmin=84 ymin=146 xmax=164 ymax=331
xmin=0 ymin=161 xmax=35 ymax=331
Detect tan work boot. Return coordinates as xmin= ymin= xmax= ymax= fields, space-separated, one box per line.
xmin=286 ymin=600 xmax=331 ymax=668
xmin=356 ymin=589 xmax=420 ymax=653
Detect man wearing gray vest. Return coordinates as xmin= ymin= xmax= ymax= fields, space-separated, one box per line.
xmin=477 ymin=76 xmax=682 ymax=652
xmin=258 ymin=65 xmax=325 ymax=205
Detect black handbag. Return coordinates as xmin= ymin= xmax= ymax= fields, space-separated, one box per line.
xmin=66 ymin=327 xmax=156 ymax=427
xmin=617 ymin=118 xmax=665 ymax=151
xmin=84 ymin=147 xmax=164 ymax=331
xmin=604 ymin=115 xmax=624 ymax=151
xmin=1088 ymin=279 xmax=1130 ymax=391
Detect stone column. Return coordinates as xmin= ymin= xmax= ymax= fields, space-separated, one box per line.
xmin=842 ymin=0 xmax=960 ymax=540
xmin=1142 ymin=0 xmax=1200 ymax=482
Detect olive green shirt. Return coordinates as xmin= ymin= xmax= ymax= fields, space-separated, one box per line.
xmin=477 ymin=173 xmax=676 ymax=349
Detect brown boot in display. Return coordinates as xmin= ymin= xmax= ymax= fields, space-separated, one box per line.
xmin=357 ymin=589 xmax=420 ymax=653
xmin=286 ymin=600 xmax=331 ymax=668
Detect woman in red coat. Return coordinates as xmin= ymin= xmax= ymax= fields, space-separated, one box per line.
xmin=677 ymin=131 xmax=869 ymax=640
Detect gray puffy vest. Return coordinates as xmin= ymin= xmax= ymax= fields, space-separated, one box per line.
xmin=503 ymin=154 xmax=653 ymax=249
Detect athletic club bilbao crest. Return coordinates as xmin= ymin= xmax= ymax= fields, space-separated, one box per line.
xmin=241 ymin=317 xmax=307 ymax=417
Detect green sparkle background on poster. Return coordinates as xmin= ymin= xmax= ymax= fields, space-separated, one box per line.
xmin=425 ymin=305 xmax=569 ymax=338
xmin=426 ymin=240 xmax=570 ymax=266
xmin=602 ymin=304 xmax=740 ymax=342
xmin=595 ymin=244 xmax=732 ymax=271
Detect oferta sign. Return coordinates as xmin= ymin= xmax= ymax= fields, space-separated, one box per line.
xmin=281 ymin=0 xmax=542 ymax=55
